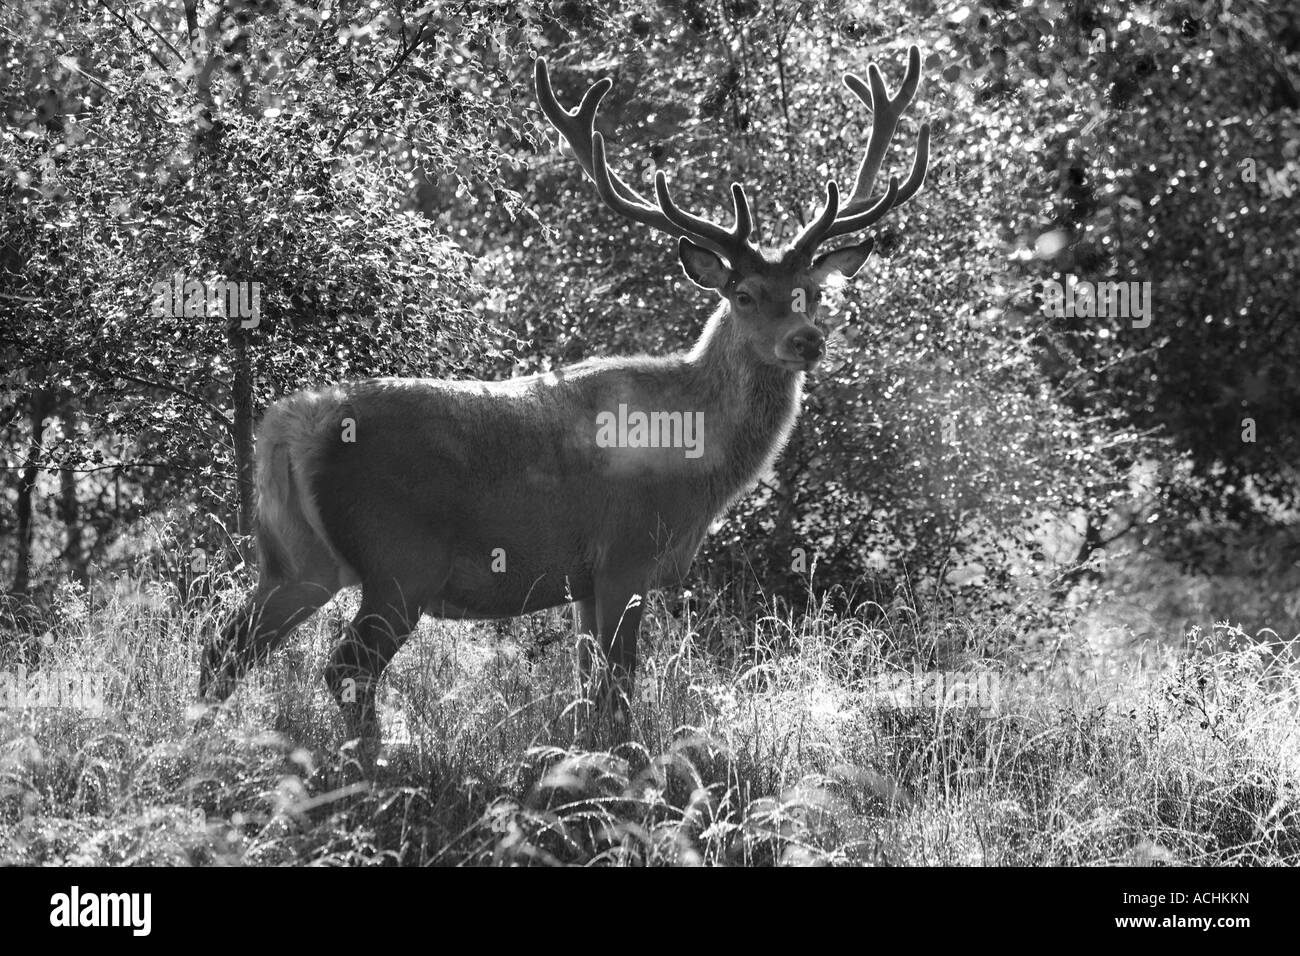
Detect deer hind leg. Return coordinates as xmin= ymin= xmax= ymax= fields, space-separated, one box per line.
xmin=201 ymin=578 xmax=336 ymax=702
xmin=324 ymin=583 xmax=422 ymax=758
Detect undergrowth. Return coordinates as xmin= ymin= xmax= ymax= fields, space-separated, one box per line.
xmin=0 ymin=576 xmax=1297 ymax=866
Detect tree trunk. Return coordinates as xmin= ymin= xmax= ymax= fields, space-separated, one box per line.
xmin=58 ymin=406 xmax=86 ymax=584
xmin=228 ymin=324 xmax=256 ymax=539
xmin=12 ymin=389 xmax=53 ymax=595
xmin=184 ymin=1 xmax=254 ymax=547
xmin=1055 ymin=510 xmax=1106 ymax=599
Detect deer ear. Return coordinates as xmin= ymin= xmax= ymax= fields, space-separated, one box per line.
xmin=678 ymin=237 xmax=731 ymax=289
xmin=811 ymin=239 xmax=875 ymax=281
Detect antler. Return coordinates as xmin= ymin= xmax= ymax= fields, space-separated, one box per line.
xmin=535 ymin=58 xmax=759 ymax=267
xmin=794 ymin=45 xmax=931 ymax=257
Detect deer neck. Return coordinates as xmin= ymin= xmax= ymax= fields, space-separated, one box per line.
xmin=686 ymin=302 xmax=804 ymax=486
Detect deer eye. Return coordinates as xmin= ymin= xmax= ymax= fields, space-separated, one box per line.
xmin=735 ymin=291 xmax=754 ymax=308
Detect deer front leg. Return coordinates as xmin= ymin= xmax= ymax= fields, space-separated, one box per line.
xmin=586 ymin=570 xmax=647 ymax=741
xmin=595 ymin=572 xmax=647 ymax=738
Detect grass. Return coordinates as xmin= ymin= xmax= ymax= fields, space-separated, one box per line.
xmin=1 ymin=574 xmax=1297 ymax=866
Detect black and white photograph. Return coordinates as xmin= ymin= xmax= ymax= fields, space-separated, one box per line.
xmin=0 ymin=0 xmax=1292 ymax=927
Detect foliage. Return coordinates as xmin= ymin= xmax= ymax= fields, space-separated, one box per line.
xmin=2 ymin=0 xmax=1298 ymax=615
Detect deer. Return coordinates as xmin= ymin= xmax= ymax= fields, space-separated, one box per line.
xmin=199 ymin=46 xmax=930 ymax=754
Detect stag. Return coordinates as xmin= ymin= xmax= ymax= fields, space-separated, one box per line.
xmin=200 ymin=47 xmax=930 ymax=750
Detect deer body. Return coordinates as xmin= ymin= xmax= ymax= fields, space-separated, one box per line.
xmin=257 ymin=303 xmax=803 ymax=619
xmin=201 ymin=49 xmax=929 ymax=751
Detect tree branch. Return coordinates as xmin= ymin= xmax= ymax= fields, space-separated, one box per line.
xmin=127 ymin=3 xmax=184 ymax=62
xmin=0 ymin=461 xmax=236 ymax=480
xmin=108 ymin=370 xmax=234 ymax=432
xmin=330 ymin=17 xmax=433 ymax=152
xmin=96 ymin=0 xmax=172 ymax=70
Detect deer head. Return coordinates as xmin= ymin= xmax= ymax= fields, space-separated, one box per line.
xmin=535 ymin=46 xmax=931 ymax=373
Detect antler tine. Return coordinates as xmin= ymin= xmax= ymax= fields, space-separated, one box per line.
xmin=654 ymin=174 xmax=755 ymax=261
xmin=536 ymin=57 xmax=757 ymax=265
xmin=730 ymin=183 xmax=753 ymax=246
xmin=796 ymin=45 xmax=930 ymax=254
xmin=585 ymin=135 xmax=707 ymax=250
xmin=792 ymin=181 xmax=841 ymax=258
xmin=840 ymin=44 xmax=924 ymax=216
xmin=820 ymin=121 xmax=929 ymax=241
xmin=587 ymin=135 xmax=732 ymax=260
xmin=535 ymin=58 xmax=640 ymax=207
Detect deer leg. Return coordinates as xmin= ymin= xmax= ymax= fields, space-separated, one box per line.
xmin=324 ymin=585 xmax=421 ymax=760
xmin=574 ymin=597 xmax=599 ymax=742
xmin=201 ymin=580 xmax=336 ymax=702
xmin=589 ymin=570 xmax=647 ymax=737
xmin=575 ymin=595 xmax=598 ymax=684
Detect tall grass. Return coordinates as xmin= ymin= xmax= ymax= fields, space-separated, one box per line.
xmin=1 ymin=574 xmax=1297 ymax=866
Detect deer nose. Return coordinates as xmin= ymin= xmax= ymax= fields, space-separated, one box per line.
xmin=789 ymin=327 xmax=825 ymax=362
